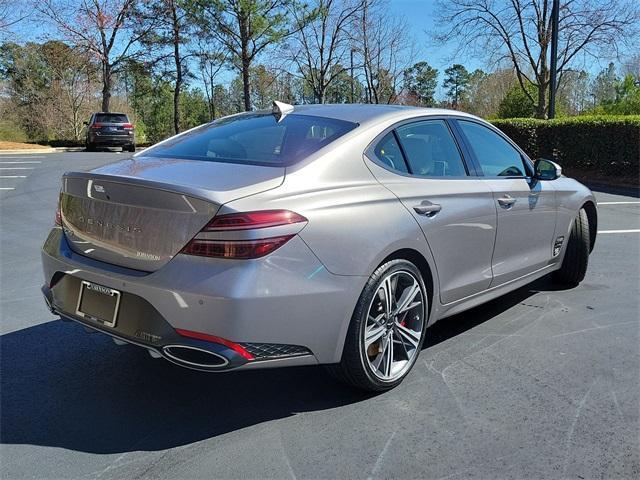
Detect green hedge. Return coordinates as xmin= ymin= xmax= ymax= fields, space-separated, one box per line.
xmin=491 ymin=116 xmax=640 ymax=181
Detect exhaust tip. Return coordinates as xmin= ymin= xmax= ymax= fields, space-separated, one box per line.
xmin=163 ymin=345 xmax=229 ymax=369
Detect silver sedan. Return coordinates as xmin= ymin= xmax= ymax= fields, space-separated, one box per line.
xmin=41 ymin=103 xmax=597 ymax=391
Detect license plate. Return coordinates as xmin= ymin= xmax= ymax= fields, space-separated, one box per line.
xmin=76 ymin=281 xmax=121 ymax=328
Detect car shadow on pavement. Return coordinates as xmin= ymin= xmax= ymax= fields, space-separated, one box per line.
xmin=1 ymin=276 xmax=566 ymax=454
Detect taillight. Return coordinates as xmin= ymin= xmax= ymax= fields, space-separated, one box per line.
xmin=55 ymin=193 xmax=62 ymax=226
xmin=182 ymin=210 xmax=307 ymax=259
xmin=91 ymin=122 xmax=103 ymax=129
xmin=182 ymin=235 xmax=294 ymax=259
xmin=123 ymin=123 xmax=134 ymax=130
xmin=203 ymin=210 xmax=306 ymax=231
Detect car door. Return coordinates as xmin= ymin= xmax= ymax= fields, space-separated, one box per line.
xmin=454 ymin=119 xmax=557 ymax=286
xmin=365 ymin=118 xmax=497 ymax=305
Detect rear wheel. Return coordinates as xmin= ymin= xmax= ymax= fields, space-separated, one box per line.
xmin=553 ymin=208 xmax=590 ymax=286
xmin=126 ymin=144 xmax=136 ymax=152
xmin=85 ymin=142 xmax=96 ymax=152
xmin=328 ymin=259 xmax=427 ymax=391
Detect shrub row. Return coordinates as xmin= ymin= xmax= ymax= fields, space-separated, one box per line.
xmin=491 ymin=116 xmax=640 ymax=182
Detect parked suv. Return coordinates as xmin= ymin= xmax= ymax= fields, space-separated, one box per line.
xmin=85 ymin=112 xmax=136 ymax=152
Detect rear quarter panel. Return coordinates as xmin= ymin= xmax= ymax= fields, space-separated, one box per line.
xmin=221 ymin=130 xmax=442 ymax=319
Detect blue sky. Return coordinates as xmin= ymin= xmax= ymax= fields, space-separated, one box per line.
xmin=8 ymin=0 xmax=632 ymax=88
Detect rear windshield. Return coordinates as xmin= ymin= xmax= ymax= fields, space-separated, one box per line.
xmin=141 ymin=113 xmax=358 ymax=166
xmin=95 ymin=114 xmax=129 ymax=123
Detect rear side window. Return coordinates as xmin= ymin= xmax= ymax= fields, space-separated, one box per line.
xmin=373 ymin=132 xmax=408 ymax=173
xmin=457 ymin=120 xmax=527 ymax=177
xmin=396 ymin=120 xmax=467 ymax=177
xmin=95 ymin=114 xmax=129 ymax=123
xmin=142 ymin=113 xmax=358 ymax=167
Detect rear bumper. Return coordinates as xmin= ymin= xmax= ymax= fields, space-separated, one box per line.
xmin=88 ymin=134 xmax=134 ymax=146
xmin=41 ymin=227 xmax=365 ymax=369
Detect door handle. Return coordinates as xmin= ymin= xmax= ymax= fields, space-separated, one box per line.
xmin=497 ymin=195 xmax=517 ymax=208
xmin=413 ymin=203 xmax=442 ymax=217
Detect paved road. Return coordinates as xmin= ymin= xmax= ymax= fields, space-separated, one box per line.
xmin=1 ymin=151 xmax=639 ymax=479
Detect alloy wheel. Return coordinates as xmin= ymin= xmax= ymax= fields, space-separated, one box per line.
xmin=363 ymin=270 xmax=425 ymax=381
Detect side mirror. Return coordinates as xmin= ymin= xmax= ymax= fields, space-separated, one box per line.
xmin=534 ymin=158 xmax=562 ymax=181
xmin=83 ymin=121 xmax=89 ymax=126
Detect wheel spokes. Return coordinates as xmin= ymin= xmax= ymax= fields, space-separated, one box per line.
xmin=395 ymin=322 xmax=421 ymax=349
xmin=365 ymin=324 xmax=386 ymax=349
xmin=393 ymin=280 xmax=421 ymax=316
xmin=364 ymin=270 xmax=425 ymax=381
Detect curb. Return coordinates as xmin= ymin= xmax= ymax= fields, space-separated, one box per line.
xmin=0 ymin=146 xmax=146 ymax=154
xmin=0 ymin=148 xmax=56 ymax=154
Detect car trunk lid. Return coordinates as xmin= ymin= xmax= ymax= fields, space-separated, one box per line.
xmin=60 ymin=156 xmax=285 ymax=271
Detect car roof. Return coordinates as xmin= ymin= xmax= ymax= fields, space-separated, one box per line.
xmin=93 ymin=112 xmax=128 ymax=116
xmin=249 ymin=103 xmax=481 ymax=128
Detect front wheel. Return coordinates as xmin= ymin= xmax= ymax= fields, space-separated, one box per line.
xmin=553 ymin=208 xmax=590 ymax=286
xmin=327 ymin=259 xmax=428 ymax=391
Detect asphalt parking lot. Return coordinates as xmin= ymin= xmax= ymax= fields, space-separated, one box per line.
xmin=1 ymin=150 xmax=638 ymax=479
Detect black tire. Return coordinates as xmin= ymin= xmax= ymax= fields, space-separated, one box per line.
xmin=126 ymin=144 xmax=136 ymax=152
xmin=85 ymin=142 xmax=96 ymax=152
xmin=327 ymin=259 xmax=428 ymax=392
xmin=553 ymin=208 xmax=590 ymax=286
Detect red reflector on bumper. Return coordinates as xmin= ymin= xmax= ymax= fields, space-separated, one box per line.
xmin=175 ymin=328 xmax=254 ymax=360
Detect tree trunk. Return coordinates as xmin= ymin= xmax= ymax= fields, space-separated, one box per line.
xmin=535 ymin=83 xmax=546 ymax=118
xmin=101 ymin=63 xmax=111 ymax=112
xmin=172 ymin=2 xmax=181 ymax=134
xmin=241 ymin=55 xmax=251 ymax=111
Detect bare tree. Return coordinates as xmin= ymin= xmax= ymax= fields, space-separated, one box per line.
xmin=0 ymin=0 xmax=28 ymax=34
xmin=195 ymin=39 xmax=227 ymax=120
xmin=354 ymin=0 xmax=413 ymax=104
xmin=43 ymin=42 xmax=99 ymax=140
xmin=436 ymin=0 xmax=640 ymax=118
xmin=289 ymin=0 xmax=364 ymax=104
xmin=38 ymin=0 xmax=156 ymax=112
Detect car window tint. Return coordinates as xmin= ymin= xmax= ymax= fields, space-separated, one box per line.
xmin=458 ymin=120 xmax=526 ymax=177
xmin=95 ymin=114 xmax=129 ymax=123
xmin=395 ymin=120 xmax=466 ymax=177
xmin=373 ymin=132 xmax=408 ymax=173
xmin=143 ymin=113 xmax=357 ymax=167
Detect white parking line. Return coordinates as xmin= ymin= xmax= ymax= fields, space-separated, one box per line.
xmin=598 ymin=229 xmax=640 ymax=234
xmin=0 ymin=167 xmax=34 ymax=170
xmin=598 ymin=201 xmax=640 ymax=205
xmin=0 ymin=161 xmax=42 ymax=164
xmin=0 ymin=187 xmax=15 ymax=190
xmin=0 ymin=155 xmax=45 ymax=159
xmin=0 ymin=175 xmax=27 ymax=178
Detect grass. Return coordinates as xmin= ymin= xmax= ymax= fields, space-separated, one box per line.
xmin=0 ymin=141 xmax=51 ymax=150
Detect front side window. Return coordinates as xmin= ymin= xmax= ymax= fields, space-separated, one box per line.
xmin=142 ymin=113 xmax=358 ymax=167
xmin=395 ymin=120 xmax=467 ymax=177
xmin=458 ymin=120 xmax=527 ymax=177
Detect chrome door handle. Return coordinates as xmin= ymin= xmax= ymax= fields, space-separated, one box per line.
xmin=413 ymin=203 xmax=442 ymax=217
xmin=497 ymin=195 xmax=517 ymax=208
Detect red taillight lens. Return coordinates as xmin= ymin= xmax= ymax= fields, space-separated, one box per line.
xmin=182 ymin=210 xmax=307 ymax=259
xmin=55 ymin=193 xmax=62 ymax=226
xmin=203 ymin=210 xmax=307 ymax=231
xmin=123 ymin=123 xmax=134 ymax=130
xmin=182 ymin=235 xmax=294 ymax=259
xmin=175 ymin=329 xmax=254 ymax=360
xmin=91 ymin=122 xmax=103 ymax=129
